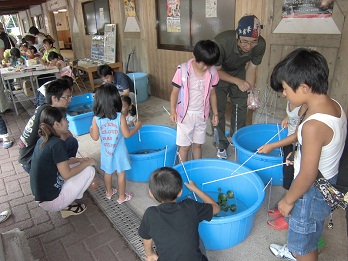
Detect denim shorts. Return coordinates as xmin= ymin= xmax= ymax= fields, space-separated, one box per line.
xmin=287 ymin=176 xmax=337 ymax=256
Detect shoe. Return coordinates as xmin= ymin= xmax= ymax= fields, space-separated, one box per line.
xmin=106 ymin=188 xmax=118 ymax=200
xmin=117 ymin=192 xmax=133 ymax=204
xmin=267 ymin=216 xmax=289 ymax=230
xmin=0 ymin=210 xmax=11 ymax=223
xmin=268 ymin=207 xmax=283 ymax=219
xmin=217 ymin=149 xmax=227 ymax=159
xmin=270 ymin=243 xmax=296 ymax=260
xmin=3 ymin=140 xmax=13 ymax=149
xmin=60 ymin=203 xmax=87 ymax=218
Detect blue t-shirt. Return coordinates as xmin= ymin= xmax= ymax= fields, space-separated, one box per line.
xmin=113 ymin=72 xmax=134 ymax=93
xmin=95 ymin=112 xmax=131 ymax=173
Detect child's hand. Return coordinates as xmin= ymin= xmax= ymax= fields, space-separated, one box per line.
xmin=257 ymin=144 xmax=274 ymax=154
xmin=211 ymin=114 xmax=219 ymax=126
xmin=285 ymin=152 xmax=294 ymax=166
xmin=184 ymin=180 xmax=198 ymax=192
xmin=281 ymin=116 xmax=288 ymax=129
xmin=170 ymin=112 xmax=177 ymax=123
xmin=134 ymin=120 xmax=142 ymax=128
xmin=278 ymin=197 xmax=293 ymax=218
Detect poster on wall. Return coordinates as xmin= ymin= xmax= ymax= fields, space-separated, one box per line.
xmin=282 ymin=0 xmax=334 ymax=18
xmin=91 ymin=35 xmax=105 ymax=60
xmin=206 ymin=0 xmax=217 ymax=18
xmin=124 ymin=0 xmax=136 ymax=17
xmin=167 ymin=0 xmax=181 ymax=32
xmin=104 ymin=24 xmax=116 ymax=63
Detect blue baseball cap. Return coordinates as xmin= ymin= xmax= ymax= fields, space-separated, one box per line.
xmin=237 ymin=15 xmax=261 ymax=38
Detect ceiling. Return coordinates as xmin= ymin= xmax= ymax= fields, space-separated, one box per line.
xmin=0 ymin=0 xmax=48 ymax=16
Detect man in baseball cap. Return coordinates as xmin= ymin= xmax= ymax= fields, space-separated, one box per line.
xmin=213 ymin=15 xmax=266 ymax=159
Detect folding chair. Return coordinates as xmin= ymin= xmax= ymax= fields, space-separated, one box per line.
xmin=71 ymin=60 xmax=88 ymax=93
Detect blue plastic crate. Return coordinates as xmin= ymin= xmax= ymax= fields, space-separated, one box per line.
xmin=66 ymin=93 xmax=94 ymax=136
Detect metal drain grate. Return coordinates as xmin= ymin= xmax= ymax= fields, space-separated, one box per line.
xmin=88 ymin=178 xmax=146 ymax=260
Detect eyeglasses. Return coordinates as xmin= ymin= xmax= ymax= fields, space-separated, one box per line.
xmin=60 ymin=95 xmax=73 ymax=100
xmin=238 ymin=38 xmax=258 ymax=46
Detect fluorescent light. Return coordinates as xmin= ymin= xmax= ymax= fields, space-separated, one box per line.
xmin=53 ymin=11 xmax=59 ymax=14
xmin=58 ymin=9 xmax=67 ymax=12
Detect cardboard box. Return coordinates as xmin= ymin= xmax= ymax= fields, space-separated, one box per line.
xmin=22 ymin=81 xmax=34 ymax=97
xmin=66 ymin=93 xmax=94 ymax=136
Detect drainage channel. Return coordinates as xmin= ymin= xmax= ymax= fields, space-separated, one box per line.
xmin=88 ymin=178 xmax=146 ymax=261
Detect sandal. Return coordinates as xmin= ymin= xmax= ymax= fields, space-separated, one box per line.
xmin=117 ymin=192 xmax=133 ymax=205
xmin=106 ymin=188 xmax=118 ymax=200
xmin=268 ymin=207 xmax=283 ymax=219
xmin=267 ymin=216 xmax=289 ymax=230
xmin=60 ymin=203 xmax=87 ymax=218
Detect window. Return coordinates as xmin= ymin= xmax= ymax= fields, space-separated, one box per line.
xmin=82 ymin=0 xmax=111 ymax=35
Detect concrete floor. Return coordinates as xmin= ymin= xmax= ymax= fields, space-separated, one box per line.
xmin=76 ymin=95 xmax=348 ymax=261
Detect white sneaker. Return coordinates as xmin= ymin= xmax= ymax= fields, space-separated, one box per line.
xmin=270 ymin=244 xmax=296 ymax=260
xmin=0 ymin=210 xmax=11 ymax=223
xmin=217 ymin=149 xmax=227 ymax=159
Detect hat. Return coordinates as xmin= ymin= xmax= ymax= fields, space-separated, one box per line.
xmin=237 ymin=15 xmax=260 ymax=38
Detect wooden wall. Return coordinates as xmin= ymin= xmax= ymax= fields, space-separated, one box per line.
xmin=58 ymin=0 xmax=348 ymax=112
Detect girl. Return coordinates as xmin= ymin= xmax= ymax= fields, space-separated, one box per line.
xmin=36 ymin=38 xmax=59 ymax=65
xmin=121 ymin=95 xmax=137 ymax=127
xmin=29 ymin=107 xmax=95 ymax=218
xmin=90 ymin=84 xmax=142 ymax=204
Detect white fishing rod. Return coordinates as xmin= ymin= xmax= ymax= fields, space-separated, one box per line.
xmin=177 ymin=152 xmax=198 ymax=201
xmin=230 ymin=126 xmax=285 ymax=176
xmin=202 ymin=162 xmax=286 ymax=186
xmin=132 ymin=74 xmax=141 ymax=142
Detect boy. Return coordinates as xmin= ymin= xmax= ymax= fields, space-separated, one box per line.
xmin=138 ymin=167 xmax=220 ymax=261
xmin=18 ymin=78 xmax=78 ymax=173
xmin=170 ymin=40 xmax=220 ymax=162
xmin=269 ymin=48 xmax=347 ymax=261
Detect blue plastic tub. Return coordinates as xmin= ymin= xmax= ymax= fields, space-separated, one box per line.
xmin=66 ymin=93 xmax=94 ymax=136
xmin=174 ymin=159 xmax=265 ymax=250
xmin=127 ymin=72 xmax=149 ymax=103
xmin=126 ymin=125 xmax=177 ymax=182
xmin=232 ymin=124 xmax=288 ymax=185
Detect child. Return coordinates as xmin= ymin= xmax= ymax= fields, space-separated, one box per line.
xmin=48 ymin=51 xmax=66 ymax=69
xmin=90 ymin=83 xmax=142 ymax=203
xmin=29 ymin=107 xmax=95 ymax=218
xmin=170 ymin=40 xmax=220 ymax=162
xmin=258 ymin=99 xmax=306 ymax=230
xmin=2 ymin=47 xmax=25 ymax=67
xmin=138 ymin=167 xmax=220 ymax=261
xmin=121 ymin=95 xmax=137 ymax=127
xmin=269 ymin=48 xmax=347 ymax=261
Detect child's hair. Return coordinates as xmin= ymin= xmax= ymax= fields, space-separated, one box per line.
xmin=93 ymin=83 xmax=122 ymax=120
xmin=29 ymin=26 xmax=40 ymax=35
xmin=121 ymin=95 xmax=136 ymax=116
xmin=38 ymin=107 xmax=66 ymax=147
xmin=24 ymin=35 xmax=36 ymax=44
xmin=193 ymin=40 xmax=220 ymax=66
xmin=20 ymin=42 xmax=28 ymax=49
xmin=60 ymin=76 xmax=74 ymax=87
xmin=48 ymin=51 xmax=59 ymax=61
xmin=10 ymin=48 xmax=21 ymax=58
xmin=97 ymin=64 xmax=113 ymax=77
xmin=43 ymin=38 xmax=54 ymax=46
xmin=149 ymin=167 xmax=183 ymax=203
xmin=45 ymin=78 xmax=73 ymax=105
xmin=270 ymin=48 xmax=329 ymax=95
xmin=28 ymin=45 xmax=38 ymax=53
xmin=58 ymin=54 xmax=64 ymax=61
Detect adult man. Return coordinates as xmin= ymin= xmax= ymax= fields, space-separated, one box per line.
xmin=18 ymin=78 xmax=78 ymax=173
xmin=97 ymin=64 xmax=135 ymax=103
xmin=214 ymin=15 xmax=266 ymax=159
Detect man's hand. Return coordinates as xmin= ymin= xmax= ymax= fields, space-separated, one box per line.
xmin=236 ymin=79 xmax=252 ymax=92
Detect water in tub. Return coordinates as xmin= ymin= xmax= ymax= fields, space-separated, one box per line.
xmin=68 ymin=103 xmax=93 ymax=116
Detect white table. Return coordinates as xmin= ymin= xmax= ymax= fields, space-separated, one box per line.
xmin=0 ymin=67 xmax=59 ymax=115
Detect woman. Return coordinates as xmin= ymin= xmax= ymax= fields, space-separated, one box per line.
xmin=29 ymin=26 xmax=55 ymax=53
xmin=36 ymin=38 xmax=59 ymax=65
xmin=29 ymin=107 xmax=95 ymax=218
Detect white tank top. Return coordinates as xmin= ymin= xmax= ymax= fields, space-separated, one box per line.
xmin=294 ymin=103 xmax=347 ymax=179
xmin=286 ymin=102 xmax=301 ymax=136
